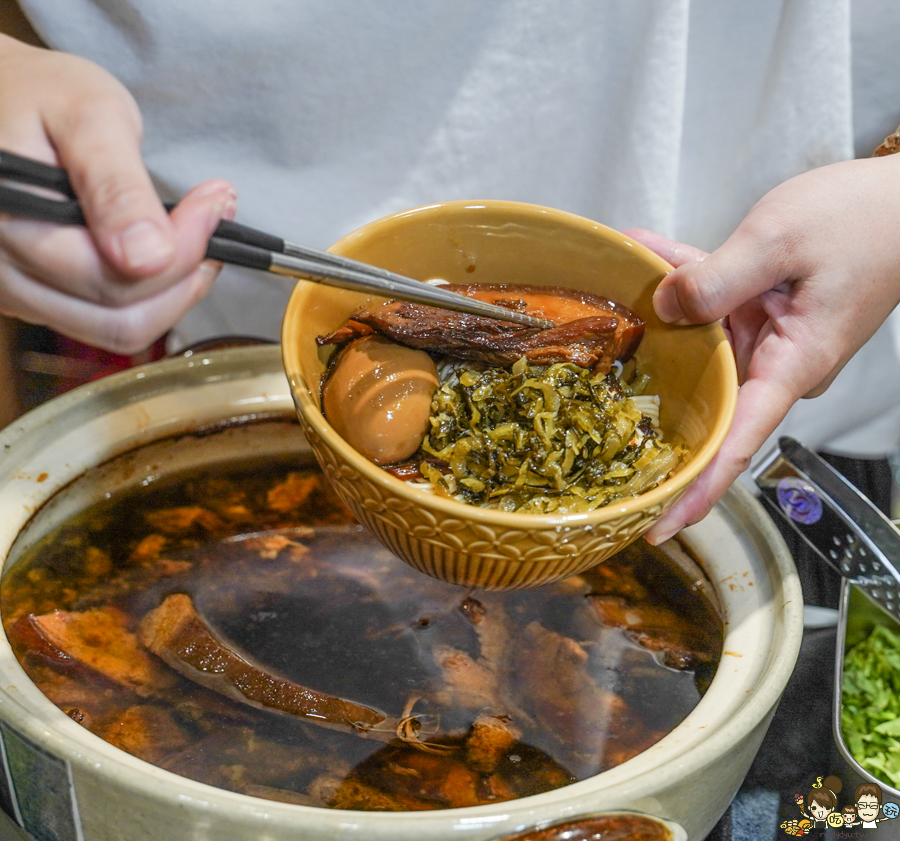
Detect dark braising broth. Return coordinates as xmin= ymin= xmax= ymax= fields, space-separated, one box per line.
xmin=2 ymin=456 xmax=721 ymax=811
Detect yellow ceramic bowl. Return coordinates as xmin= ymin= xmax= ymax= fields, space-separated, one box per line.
xmin=282 ymin=201 xmax=737 ymax=589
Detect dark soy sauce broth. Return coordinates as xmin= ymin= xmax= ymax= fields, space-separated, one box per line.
xmin=2 ymin=455 xmax=722 ymax=810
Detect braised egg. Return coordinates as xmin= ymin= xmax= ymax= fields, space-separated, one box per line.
xmin=322 ymin=336 xmax=439 ymax=464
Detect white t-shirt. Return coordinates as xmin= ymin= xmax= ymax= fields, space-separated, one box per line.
xmin=17 ymin=0 xmax=900 ymax=457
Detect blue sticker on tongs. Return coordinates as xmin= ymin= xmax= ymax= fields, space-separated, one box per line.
xmin=776 ymin=477 xmax=823 ymax=526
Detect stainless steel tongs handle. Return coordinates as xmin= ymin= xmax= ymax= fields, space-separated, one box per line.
xmin=753 ymin=436 xmax=900 ymax=619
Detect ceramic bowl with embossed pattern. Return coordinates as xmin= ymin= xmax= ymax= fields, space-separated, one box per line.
xmin=282 ymin=201 xmax=737 ymax=589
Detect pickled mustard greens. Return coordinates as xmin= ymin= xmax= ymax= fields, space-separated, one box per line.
xmin=842 ymin=624 xmax=900 ymax=787
xmin=419 ymin=358 xmax=685 ymax=514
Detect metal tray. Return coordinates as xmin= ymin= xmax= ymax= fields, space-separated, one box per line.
xmin=833 ymin=579 xmax=900 ymax=798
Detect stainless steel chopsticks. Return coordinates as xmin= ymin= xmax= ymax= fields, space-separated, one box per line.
xmin=0 ymin=149 xmax=554 ymax=330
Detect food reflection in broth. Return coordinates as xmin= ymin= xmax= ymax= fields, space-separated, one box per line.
xmin=2 ymin=456 xmax=722 ymax=811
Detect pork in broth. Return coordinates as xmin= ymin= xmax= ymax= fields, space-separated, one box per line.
xmin=2 ymin=456 xmax=721 ymax=810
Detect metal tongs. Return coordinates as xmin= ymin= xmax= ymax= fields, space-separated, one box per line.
xmin=753 ymin=436 xmax=900 ymax=620
xmin=0 ymin=149 xmax=553 ymax=330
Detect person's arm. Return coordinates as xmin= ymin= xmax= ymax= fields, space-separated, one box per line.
xmin=0 ymin=18 xmax=236 ymax=355
xmin=627 ymin=149 xmax=900 ymax=544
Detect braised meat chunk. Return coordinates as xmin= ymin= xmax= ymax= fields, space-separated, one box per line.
xmin=8 ymin=607 xmax=175 ymax=693
xmin=2 ymin=453 xmax=721 ymax=812
xmin=318 ymin=284 xmax=644 ymax=374
xmin=465 ymin=714 xmax=520 ymax=774
xmin=139 ymin=594 xmax=388 ymax=736
xmin=513 ymin=621 xmax=662 ymax=774
xmin=95 ymin=705 xmax=191 ymax=763
xmin=589 ymin=595 xmax=719 ymax=670
xmin=159 ymin=727 xmax=315 ymax=792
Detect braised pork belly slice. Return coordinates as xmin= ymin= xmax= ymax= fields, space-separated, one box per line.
xmin=138 ymin=594 xmax=388 ymax=736
xmin=8 ymin=607 xmax=176 ymax=694
xmin=318 ymin=284 xmax=644 ymax=374
xmin=588 ymin=595 xmax=719 ymax=670
xmin=432 ymin=646 xmax=500 ymax=711
xmin=513 ymin=621 xmax=662 ymax=775
xmin=432 ymin=598 xmax=533 ymax=730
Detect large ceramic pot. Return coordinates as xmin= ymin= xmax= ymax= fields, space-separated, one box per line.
xmin=0 ymin=346 xmax=801 ymax=841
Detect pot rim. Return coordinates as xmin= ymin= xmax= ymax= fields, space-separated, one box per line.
xmin=0 ymin=346 xmax=800 ymax=834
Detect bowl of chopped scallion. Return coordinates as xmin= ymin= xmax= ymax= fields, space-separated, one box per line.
xmin=836 ymin=581 xmax=900 ymax=795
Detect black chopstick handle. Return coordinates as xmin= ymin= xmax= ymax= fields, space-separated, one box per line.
xmin=0 ymin=149 xmax=284 ymax=256
xmin=213 ymin=218 xmax=283 ymax=253
xmin=160 ymin=203 xmax=284 ymax=253
xmin=0 ymin=185 xmax=278 ymax=275
xmin=0 ymin=150 xmax=285 ymax=254
xmin=0 ymin=188 xmax=284 ymax=259
xmin=205 ymin=236 xmax=272 ymax=271
xmin=0 ymin=184 xmax=84 ymax=224
xmin=0 ymin=150 xmax=76 ymax=198
xmin=0 ymin=179 xmax=273 ymax=273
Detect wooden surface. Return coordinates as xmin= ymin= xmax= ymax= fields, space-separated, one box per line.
xmin=0 ymin=0 xmax=43 ymax=45
xmin=0 ymin=318 xmax=19 ymax=428
xmin=0 ymin=1 xmax=41 ymax=427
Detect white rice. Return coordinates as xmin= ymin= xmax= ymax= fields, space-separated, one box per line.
xmin=436 ymin=359 xmax=464 ymax=384
xmin=630 ymin=394 xmax=661 ymax=428
xmin=406 ymin=478 xmax=437 ymax=494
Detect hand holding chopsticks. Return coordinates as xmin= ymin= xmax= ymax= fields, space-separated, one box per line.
xmin=0 ymin=149 xmax=553 ymax=330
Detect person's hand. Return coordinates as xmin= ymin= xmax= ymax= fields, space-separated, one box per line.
xmin=625 ymin=153 xmax=900 ymax=544
xmin=0 ymin=35 xmax=236 ymax=353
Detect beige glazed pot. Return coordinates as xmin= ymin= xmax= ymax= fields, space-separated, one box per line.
xmin=0 ymin=347 xmax=800 ymax=841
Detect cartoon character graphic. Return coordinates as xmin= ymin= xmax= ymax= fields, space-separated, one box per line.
xmin=780 ymin=818 xmax=813 ymax=836
xmin=794 ymin=776 xmax=843 ymax=830
xmin=855 ymin=782 xmax=899 ymax=829
xmin=842 ymin=805 xmax=860 ymax=827
xmin=783 ymin=775 xmax=900 ymax=835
